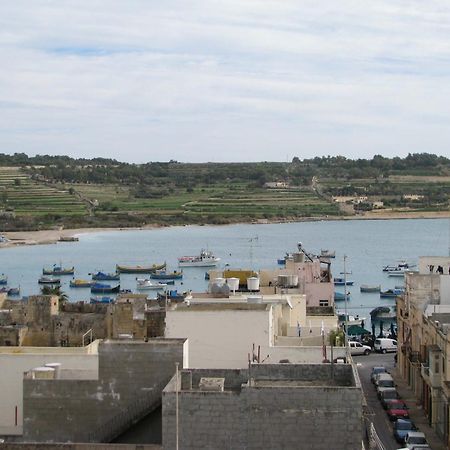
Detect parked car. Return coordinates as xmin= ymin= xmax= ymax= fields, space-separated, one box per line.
xmin=371 ymin=366 xmax=387 ymax=383
xmin=374 ymin=373 xmax=395 ymax=388
xmin=393 ymin=419 xmax=417 ymax=444
xmin=380 ymin=388 xmax=400 ymax=407
xmin=374 ymin=337 xmax=397 ymax=353
xmin=383 ymin=398 xmax=407 ymax=411
xmin=349 ymin=341 xmax=371 ymax=356
xmin=404 ymin=431 xmax=428 ymax=449
xmin=387 ymin=402 xmax=409 ymax=421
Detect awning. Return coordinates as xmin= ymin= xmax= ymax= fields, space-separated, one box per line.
xmin=347 ymin=324 xmax=371 ymax=336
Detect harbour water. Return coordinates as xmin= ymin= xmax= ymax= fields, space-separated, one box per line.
xmin=0 ymin=218 xmax=448 ymax=326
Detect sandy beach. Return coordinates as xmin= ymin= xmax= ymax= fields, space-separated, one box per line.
xmin=0 ymin=210 xmax=448 ymax=248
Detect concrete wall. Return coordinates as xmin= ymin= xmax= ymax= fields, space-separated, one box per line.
xmin=0 ymin=342 xmax=99 ymax=436
xmin=162 ymin=364 xmax=362 ymax=450
xmin=22 ymin=339 xmax=186 ymax=443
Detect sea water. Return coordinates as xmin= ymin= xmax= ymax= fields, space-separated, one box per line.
xmin=0 ymin=218 xmax=448 ymax=325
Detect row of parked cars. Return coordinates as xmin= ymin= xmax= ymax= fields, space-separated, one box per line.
xmin=371 ymin=366 xmax=431 ymax=449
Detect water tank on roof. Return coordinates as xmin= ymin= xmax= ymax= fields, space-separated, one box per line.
xmin=44 ymin=362 xmax=61 ymax=379
xmin=31 ymin=366 xmax=55 ymax=380
xmin=293 ymin=252 xmax=304 ymax=263
xmin=247 ymin=277 xmax=260 ymax=291
xmin=226 ymin=277 xmax=239 ymax=293
xmin=212 ymin=277 xmax=225 ymax=286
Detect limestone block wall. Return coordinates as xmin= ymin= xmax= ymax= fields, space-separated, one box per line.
xmin=23 ymin=339 xmax=186 ymax=443
xmin=162 ymin=364 xmax=362 ymax=450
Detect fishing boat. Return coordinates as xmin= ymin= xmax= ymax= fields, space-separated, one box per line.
xmin=90 ymin=283 xmax=120 ymax=294
xmin=338 ymin=314 xmax=366 ymax=327
xmin=333 ymin=277 xmax=354 ymax=286
xmin=70 ymin=279 xmax=93 ymax=288
xmin=380 ymin=288 xmax=404 ymax=298
xmin=43 ymin=265 xmax=75 ymax=276
xmin=91 ymin=271 xmax=120 ymax=281
xmin=136 ymin=278 xmax=167 ymax=290
xmin=388 ymin=271 xmax=405 ymax=278
xmin=360 ymin=284 xmax=381 ymax=293
xmin=90 ymin=296 xmax=114 ymax=304
xmin=7 ymin=287 xmax=20 ymax=296
xmin=178 ymin=250 xmax=220 ymax=267
xmin=334 ymin=291 xmax=350 ymax=301
xmin=382 ymin=261 xmax=416 ymax=272
xmin=150 ymin=270 xmax=183 ymax=280
xmin=320 ymin=249 xmax=336 ymax=258
xmin=38 ymin=276 xmax=61 ymax=285
xmin=0 ymin=274 xmax=7 ymax=285
xmin=116 ymin=262 xmax=166 ymax=273
xmin=157 ymin=290 xmax=187 ymax=301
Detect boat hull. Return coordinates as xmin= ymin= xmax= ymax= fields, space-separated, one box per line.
xmin=43 ymin=267 xmax=75 ymax=276
xmin=116 ymin=263 xmax=166 ymax=273
xmin=360 ymin=285 xmax=381 ymax=293
xmin=90 ymin=284 xmax=120 ymax=294
xmin=91 ymin=272 xmax=120 ymax=281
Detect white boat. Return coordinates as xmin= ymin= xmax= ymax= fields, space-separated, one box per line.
xmin=136 ymin=278 xmax=167 ymax=290
xmin=382 ymin=261 xmax=416 ymax=272
xmin=178 ymin=250 xmax=220 ymax=267
xmin=338 ymin=314 xmax=366 ymax=327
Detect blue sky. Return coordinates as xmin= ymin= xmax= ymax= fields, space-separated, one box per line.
xmin=1 ymin=0 xmax=450 ymax=162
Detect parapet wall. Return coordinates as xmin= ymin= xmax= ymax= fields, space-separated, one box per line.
xmin=23 ymin=339 xmax=186 ymax=443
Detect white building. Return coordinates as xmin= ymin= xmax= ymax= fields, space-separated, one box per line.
xmin=164 ymin=293 xmax=339 ymax=369
xmin=0 ymin=340 xmax=99 ymax=436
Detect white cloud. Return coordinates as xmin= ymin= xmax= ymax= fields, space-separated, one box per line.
xmin=0 ymin=0 xmax=450 ymax=161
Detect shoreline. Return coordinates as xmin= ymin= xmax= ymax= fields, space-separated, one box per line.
xmin=0 ymin=211 xmax=448 ymax=248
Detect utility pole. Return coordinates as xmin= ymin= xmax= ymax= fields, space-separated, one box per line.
xmin=344 ymin=255 xmax=349 ymax=358
xmin=175 ymin=362 xmax=179 ymax=450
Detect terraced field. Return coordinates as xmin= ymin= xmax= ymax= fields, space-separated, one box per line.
xmin=69 ymin=181 xmax=341 ymax=223
xmin=0 ymin=167 xmax=87 ymax=217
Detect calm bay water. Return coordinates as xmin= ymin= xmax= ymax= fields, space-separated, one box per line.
xmin=0 ymin=218 xmax=449 ymax=324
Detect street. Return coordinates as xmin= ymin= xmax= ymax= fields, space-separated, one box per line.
xmin=354 ymin=352 xmax=400 ymax=450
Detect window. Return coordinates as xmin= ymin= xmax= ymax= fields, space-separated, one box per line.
xmin=319 ymin=299 xmax=329 ymax=307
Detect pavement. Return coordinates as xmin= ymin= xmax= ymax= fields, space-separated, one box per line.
xmin=391 ymin=365 xmax=447 ymax=450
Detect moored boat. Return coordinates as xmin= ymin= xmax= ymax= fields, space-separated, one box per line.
xmin=38 ymin=276 xmax=61 ymax=285
xmin=382 ymin=261 xmax=416 ymax=272
xmin=70 ymin=279 xmax=93 ymax=288
xmin=178 ymin=250 xmax=220 ymax=267
xmin=338 ymin=314 xmax=366 ymax=327
xmin=157 ymin=290 xmax=187 ymax=301
xmin=0 ymin=274 xmax=7 ymax=285
xmin=150 ymin=270 xmax=183 ymax=280
xmin=136 ymin=278 xmax=167 ymax=290
xmin=360 ymin=284 xmax=381 ymax=293
xmin=320 ymin=249 xmax=336 ymax=258
xmin=116 ymin=262 xmax=166 ymax=273
xmin=91 ymin=271 xmax=120 ymax=281
xmin=380 ymin=288 xmax=404 ymax=298
xmin=7 ymin=287 xmax=20 ymax=296
xmin=334 ymin=291 xmax=350 ymax=301
xmin=90 ymin=283 xmax=120 ymax=294
xmin=333 ymin=277 xmax=354 ymax=286
xmin=90 ymin=296 xmax=114 ymax=304
xmin=43 ymin=265 xmax=75 ymax=276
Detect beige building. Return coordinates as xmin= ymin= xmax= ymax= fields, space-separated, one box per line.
xmin=397 ymin=256 xmax=450 ymax=447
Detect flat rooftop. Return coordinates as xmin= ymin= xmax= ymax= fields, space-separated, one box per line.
xmin=172 ymin=302 xmax=270 ymax=312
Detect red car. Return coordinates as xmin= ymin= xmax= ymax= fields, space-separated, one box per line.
xmin=386 ymin=400 xmax=409 ymax=421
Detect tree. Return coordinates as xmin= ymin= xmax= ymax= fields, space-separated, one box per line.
xmin=40 ymin=285 xmax=68 ymax=303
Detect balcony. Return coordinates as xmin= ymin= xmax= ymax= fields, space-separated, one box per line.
xmin=421 ymin=363 xmax=441 ymax=388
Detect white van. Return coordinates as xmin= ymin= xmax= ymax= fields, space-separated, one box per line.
xmin=374 ymin=338 xmax=397 ymax=353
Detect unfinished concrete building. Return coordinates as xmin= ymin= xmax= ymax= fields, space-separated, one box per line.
xmin=162 ymin=363 xmax=363 ymax=450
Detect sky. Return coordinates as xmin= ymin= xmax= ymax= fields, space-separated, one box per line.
xmin=1 ymin=1 xmax=450 ymax=163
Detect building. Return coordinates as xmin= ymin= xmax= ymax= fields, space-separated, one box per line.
xmin=162 ymin=363 xmax=363 ymax=450
xmin=1 ymin=338 xmax=186 ymax=443
xmin=165 ymin=292 xmax=340 ymax=369
xmin=397 ymin=256 xmax=450 ymax=447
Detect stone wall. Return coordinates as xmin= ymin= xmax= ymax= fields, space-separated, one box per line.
xmin=23 ymin=339 xmax=186 ymax=443
xmin=162 ymin=363 xmax=362 ymax=450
